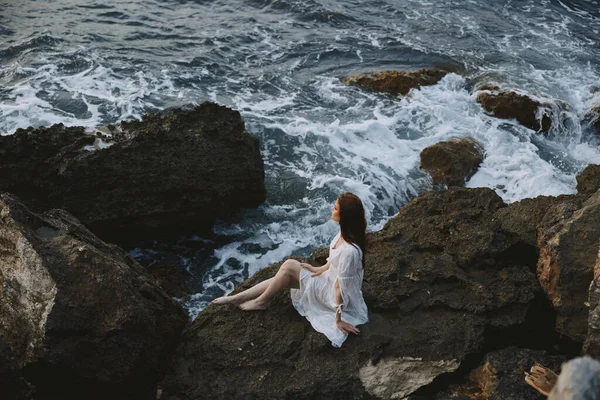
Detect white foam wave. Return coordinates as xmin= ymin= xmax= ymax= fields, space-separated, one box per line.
xmin=0 ymin=51 xmax=180 ymax=134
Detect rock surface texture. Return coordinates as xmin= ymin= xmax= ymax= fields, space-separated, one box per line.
xmin=419 ymin=138 xmax=484 ymax=187
xmin=584 ymin=258 xmax=600 ymax=357
xmin=0 ymin=102 xmax=266 ymax=244
xmin=576 ymin=164 xmax=600 ymax=196
xmin=342 ymin=69 xmax=448 ymax=95
xmin=160 ymin=188 xmax=543 ymax=400
xmin=476 ymin=90 xmax=553 ymax=133
xmin=446 ymin=347 xmax=567 ymax=400
xmin=0 ymin=194 xmax=188 ymax=399
xmin=537 ymin=191 xmax=600 ymax=343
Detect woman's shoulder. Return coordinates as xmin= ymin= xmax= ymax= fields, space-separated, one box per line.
xmin=341 ymin=241 xmax=362 ymax=257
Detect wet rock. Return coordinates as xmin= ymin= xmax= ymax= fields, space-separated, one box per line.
xmin=342 ymin=69 xmax=449 ymax=96
xmin=475 ymin=84 xmax=500 ymax=91
xmin=476 ymin=90 xmax=553 ymax=133
xmin=0 ymin=102 xmax=266 ymax=245
xmin=160 ymin=188 xmax=542 ymax=400
xmin=148 ymin=266 xmax=192 ymax=299
xmin=537 ymin=190 xmax=600 ymax=343
xmin=576 ymin=164 xmax=600 ymax=196
xmin=446 ymin=347 xmax=567 ymax=400
xmin=0 ymin=194 xmax=188 ymax=399
xmin=419 ymin=138 xmax=484 ymax=187
xmin=266 ymin=170 xmax=310 ymax=205
xmin=583 ymin=106 xmax=600 ymax=135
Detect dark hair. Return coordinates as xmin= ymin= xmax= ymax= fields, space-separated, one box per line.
xmin=337 ymin=192 xmax=367 ymax=265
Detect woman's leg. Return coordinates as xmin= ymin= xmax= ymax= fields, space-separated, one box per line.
xmin=212 ymin=278 xmax=274 ymax=305
xmin=239 ymin=259 xmax=301 ymax=311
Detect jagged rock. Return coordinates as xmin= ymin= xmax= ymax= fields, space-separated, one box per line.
xmin=148 ymin=266 xmax=192 ymax=299
xmin=583 ymin=106 xmax=600 ymax=135
xmin=583 ymin=259 xmax=600 ymax=357
xmin=160 ymin=188 xmax=542 ymax=400
xmin=537 ymin=190 xmax=600 ymax=343
xmin=0 ymin=194 xmax=188 ymax=399
xmin=576 ymin=164 xmax=600 ymax=196
xmin=496 ymin=195 xmax=575 ymax=249
xmin=475 ymin=84 xmax=500 ymax=91
xmin=445 ymin=347 xmax=567 ymax=400
xmin=342 ymin=69 xmax=449 ymax=96
xmin=476 ymin=90 xmax=553 ymax=133
xmin=0 ymin=102 xmax=266 ymax=244
xmin=419 ymin=138 xmax=484 ymax=187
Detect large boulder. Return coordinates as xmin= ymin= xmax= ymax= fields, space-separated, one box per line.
xmin=0 ymin=194 xmax=188 ymax=399
xmin=444 ymin=347 xmax=567 ymax=400
xmin=476 ymin=90 xmax=553 ymax=133
xmin=576 ymin=164 xmax=600 ymax=196
xmin=0 ymin=102 xmax=266 ymax=244
xmin=342 ymin=69 xmax=449 ymax=96
xmin=160 ymin=188 xmax=542 ymax=400
xmin=419 ymin=138 xmax=483 ymax=187
xmin=537 ymin=190 xmax=600 ymax=343
xmin=496 ymin=195 xmax=576 ymax=249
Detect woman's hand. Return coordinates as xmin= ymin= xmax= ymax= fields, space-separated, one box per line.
xmin=336 ymin=320 xmax=360 ymax=335
xmin=300 ymin=263 xmax=327 ymax=277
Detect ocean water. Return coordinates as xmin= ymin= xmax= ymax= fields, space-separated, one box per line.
xmin=2 ymin=0 xmax=600 ymax=319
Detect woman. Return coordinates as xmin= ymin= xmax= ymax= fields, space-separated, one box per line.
xmin=212 ymin=192 xmax=369 ymax=347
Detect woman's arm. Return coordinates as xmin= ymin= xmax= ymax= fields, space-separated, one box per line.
xmin=300 ymin=260 xmax=330 ymax=277
xmin=335 ymin=278 xmax=360 ymax=334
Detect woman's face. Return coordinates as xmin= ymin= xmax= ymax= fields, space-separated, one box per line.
xmin=331 ymin=199 xmax=341 ymax=222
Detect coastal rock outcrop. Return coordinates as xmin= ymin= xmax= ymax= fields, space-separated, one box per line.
xmin=444 ymin=347 xmax=567 ymax=400
xmin=476 ymin=89 xmax=553 ymax=133
xmin=584 ymin=260 xmax=600 ymax=357
xmin=160 ymin=188 xmax=542 ymax=400
xmin=583 ymin=106 xmax=600 ymax=135
xmin=342 ymin=69 xmax=448 ymax=96
xmin=537 ymin=190 xmax=600 ymax=343
xmin=0 ymin=102 xmax=266 ymax=244
xmin=0 ymin=194 xmax=188 ymax=399
xmin=495 ymin=195 xmax=575 ymax=249
xmin=419 ymin=138 xmax=483 ymax=187
xmin=576 ymin=164 xmax=600 ymax=196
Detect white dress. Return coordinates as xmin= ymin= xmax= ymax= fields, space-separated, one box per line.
xmin=291 ymin=231 xmax=369 ymax=348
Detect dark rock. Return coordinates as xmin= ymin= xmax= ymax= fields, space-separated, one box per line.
xmin=496 ymin=195 xmax=575 ymax=248
xmin=419 ymin=138 xmax=484 ymax=187
xmin=160 ymin=188 xmax=542 ymax=400
xmin=342 ymin=69 xmax=449 ymax=96
xmin=584 ymin=265 xmax=600 ymax=357
xmin=446 ymin=347 xmax=567 ymax=400
xmin=576 ymin=164 xmax=600 ymax=196
xmin=475 ymin=84 xmax=500 ymax=91
xmin=537 ymin=191 xmax=600 ymax=343
xmin=0 ymin=194 xmax=188 ymax=399
xmin=148 ymin=266 xmax=192 ymax=299
xmin=476 ymin=90 xmax=553 ymax=133
xmin=583 ymin=106 xmax=600 ymax=135
xmin=0 ymin=102 xmax=266 ymax=245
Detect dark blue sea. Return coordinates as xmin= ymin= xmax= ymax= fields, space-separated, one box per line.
xmin=2 ymin=0 xmax=600 ymax=318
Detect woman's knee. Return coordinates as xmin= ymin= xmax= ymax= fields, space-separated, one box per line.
xmin=280 ymin=259 xmax=300 ymax=275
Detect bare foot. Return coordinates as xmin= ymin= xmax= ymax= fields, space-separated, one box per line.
xmin=239 ymin=299 xmax=269 ymax=311
xmin=525 ymin=364 xmax=558 ymax=396
xmin=211 ymin=294 xmax=243 ymax=305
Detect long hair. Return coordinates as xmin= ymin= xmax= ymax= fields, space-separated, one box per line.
xmin=337 ymin=192 xmax=367 ymax=265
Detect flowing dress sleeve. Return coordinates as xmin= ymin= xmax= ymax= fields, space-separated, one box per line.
xmin=334 ymin=244 xmax=369 ymax=328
